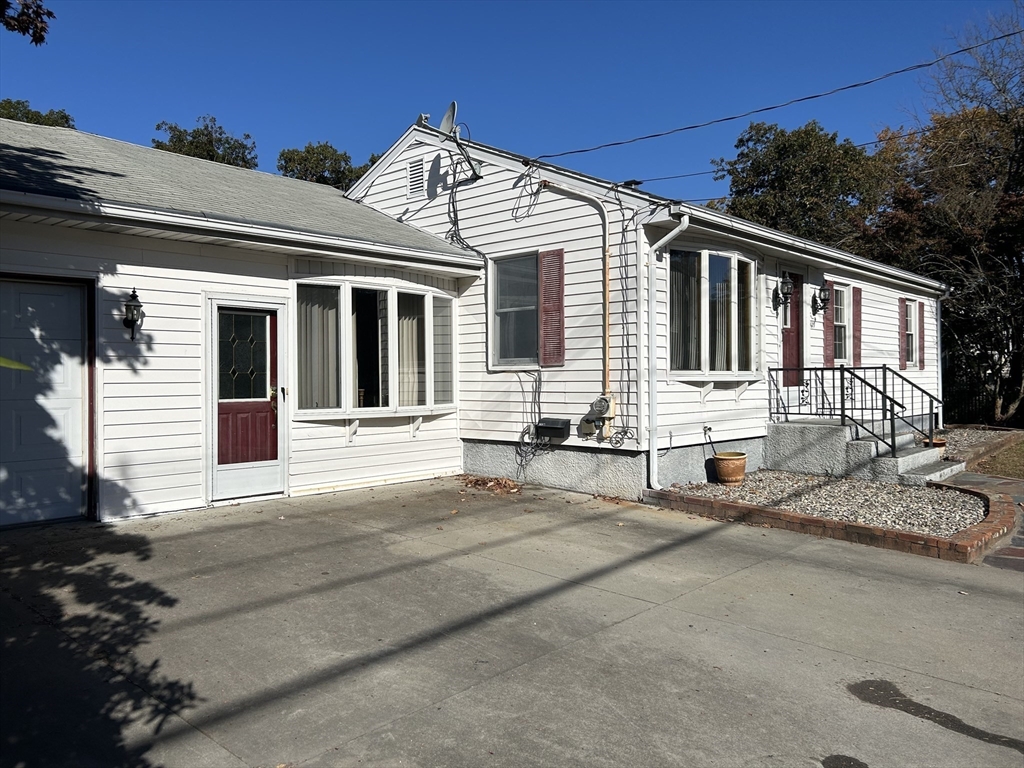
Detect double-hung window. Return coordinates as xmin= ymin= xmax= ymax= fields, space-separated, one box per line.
xmin=296 ymin=283 xmax=454 ymax=414
xmin=491 ymin=249 xmax=565 ymax=368
xmin=832 ymin=285 xmax=850 ymax=364
xmin=903 ymin=299 xmax=916 ymax=366
xmin=669 ymin=249 xmax=756 ymax=375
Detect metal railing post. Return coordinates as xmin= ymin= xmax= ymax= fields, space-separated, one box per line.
xmin=840 ymin=365 xmax=846 ymax=426
xmin=882 ymin=367 xmax=896 ymax=457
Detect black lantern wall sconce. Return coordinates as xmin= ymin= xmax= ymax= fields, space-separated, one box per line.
xmin=811 ymin=284 xmax=831 ymax=316
xmin=771 ymin=275 xmax=794 ymax=314
xmin=123 ymin=288 xmax=143 ymax=341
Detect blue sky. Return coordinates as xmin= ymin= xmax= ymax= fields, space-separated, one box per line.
xmin=0 ymin=0 xmax=1014 ymax=202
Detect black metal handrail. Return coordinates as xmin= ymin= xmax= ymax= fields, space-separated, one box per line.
xmin=768 ymin=365 xmax=941 ymax=458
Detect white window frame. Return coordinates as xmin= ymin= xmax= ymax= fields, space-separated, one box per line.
xmin=832 ymin=284 xmax=851 ymax=365
xmin=292 ymin=279 xmax=456 ymax=420
xmin=489 ymin=251 xmax=540 ymax=371
xmin=904 ymin=299 xmax=917 ymax=365
xmin=669 ymin=248 xmax=759 ymax=380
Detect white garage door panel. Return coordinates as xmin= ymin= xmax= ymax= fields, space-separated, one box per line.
xmin=2 ymin=403 xmax=81 ymax=461
xmin=0 ymin=280 xmax=87 ymax=525
xmin=0 ymin=459 xmax=83 ymax=525
xmin=4 ymin=286 xmax=83 ymax=338
xmin=0 ymin=342 xmax=83 ymax=400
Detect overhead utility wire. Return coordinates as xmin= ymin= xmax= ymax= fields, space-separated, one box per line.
xmin=627 ymin=128 xmax=954 ymax=185
xmin=535 ymin=30 xmax=1023 ymax=163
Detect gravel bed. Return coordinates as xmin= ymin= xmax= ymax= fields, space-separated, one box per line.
xmin=939 ymin=428 xmax=1011 ymax=461
xmin=671 ymin=470 xmax=985 ymax=538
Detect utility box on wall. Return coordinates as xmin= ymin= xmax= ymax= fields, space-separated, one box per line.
xmin=535 ymin=418 xmax=571 ymax=439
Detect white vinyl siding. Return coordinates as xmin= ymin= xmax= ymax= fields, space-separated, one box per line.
xmin=0 ymin=220 xmax=463 ymax=519
xmin=353 ymin=139 xmax=642 ymax=448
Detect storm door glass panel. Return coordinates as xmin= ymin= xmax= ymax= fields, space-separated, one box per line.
xmin=833 ymin=287 xmax=848 ymax=363
xmin=398 ymin=293 xmax=426 ymax=407
xmin=494 ymin=254 xmax=538 ymax=364
xmin=737 ymin=260 xmax=753 ymax=371
xmin=219 ymin=312 xmax=268 ymax=399
xmin=708 ymin=254 xmax=732 ymax=371
xmin=669 ymin=251 xmax=700 ymax=371
xmin=297 ymin=285 xmax=339 ymax=409
xmin=352 ymin=288 xmax=389 ymax=408
xmin=433 ymin=297 xmax=454 ymax=405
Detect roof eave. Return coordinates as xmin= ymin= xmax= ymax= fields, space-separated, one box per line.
xmin=0 ymin=189 xmax=483 ymax=278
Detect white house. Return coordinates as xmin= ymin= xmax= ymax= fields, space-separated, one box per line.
xmin=0 ymin=117 xmax=947 ymax=527
xmin=347 ymin=119 xmax=948 ymax=497
xmin=1 ymin=118 xmax=477 ymax=526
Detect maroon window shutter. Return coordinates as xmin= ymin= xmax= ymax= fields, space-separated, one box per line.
xmin=823 ymin=281 xmax=835 ymax=367
xmin=898 ymin=297 xmax=907 ymax=370
xmin=918 ymin=301 xmax=925 ymax=370
xmin=538 ymin=248 xmax=565 ymax=367
xmin=852 ymin=287 xmax=862 ymax=367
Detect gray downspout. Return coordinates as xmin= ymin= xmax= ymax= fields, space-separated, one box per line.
xmin=647 ymin=212 xmax=690 ymax=490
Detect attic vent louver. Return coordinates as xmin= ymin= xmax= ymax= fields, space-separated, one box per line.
xmin=407 ymin=158 xmax=425 ymax=199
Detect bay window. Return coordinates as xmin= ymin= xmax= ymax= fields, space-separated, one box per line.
xmin=297 ymin=283 xmax=454 ymax=414
xmin=670 ymin=249 xmax=756 ymax=375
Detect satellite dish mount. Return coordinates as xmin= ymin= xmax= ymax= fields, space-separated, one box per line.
xmin=437 ymin=100 xmax=482 ymax=181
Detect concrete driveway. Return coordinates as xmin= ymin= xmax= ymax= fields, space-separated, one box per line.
xmin=2 ymin=477 xmax=1022 ymax=768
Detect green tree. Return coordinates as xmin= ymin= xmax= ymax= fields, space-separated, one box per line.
xmin=0 ymin=98 xmax=74 ymax=128
xmin=2 ymin=0 xmax=53 ymax=45
xmin=866 ymin=2 xmax=1024 ymax=425
xmin=152 ymin=115 xmax=257 ymax=169
xmin=277 ymin=141 xmax=381 ymax=191
xmin=711 ymin=120 xmax=884 ymax=249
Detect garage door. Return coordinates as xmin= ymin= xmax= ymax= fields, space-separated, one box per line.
xmin=0 ymin=280 xmax=87 ymax=526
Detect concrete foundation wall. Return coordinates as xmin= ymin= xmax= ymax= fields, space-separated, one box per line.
xmin=765 ymin=423 xmax=857 ymax=477
xmin=657 ymin=437 xmax=765 ymax=487
xmin=463 ymin=440 xmax=646 ymax=500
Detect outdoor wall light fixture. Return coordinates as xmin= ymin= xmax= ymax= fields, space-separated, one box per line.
xmin=123 ymin=288 xmax=143 ymax=341
xmin=771 ymin=275 xmax=794 ymax=314
xmin=811 ymin=284 xmax=831 ymax=316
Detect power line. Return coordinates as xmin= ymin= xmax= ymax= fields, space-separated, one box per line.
xmin=536 ymin=30 xmax=1022 ymax=163
xmin=629 ymin=128 xmax=945 ymax=186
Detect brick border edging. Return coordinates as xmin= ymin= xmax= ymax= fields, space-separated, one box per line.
xmin=644 ymin=484 xmax=1018 ymax=564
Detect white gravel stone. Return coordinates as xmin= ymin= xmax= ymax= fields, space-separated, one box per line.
xmin=672 ymin=470 xmax=985 ymax=538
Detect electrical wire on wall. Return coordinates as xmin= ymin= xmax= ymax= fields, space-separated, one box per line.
xmin=514 ymin=371 xmax=549 ymax=476
xmin=445 ymin=154 xmax=481 ymax=254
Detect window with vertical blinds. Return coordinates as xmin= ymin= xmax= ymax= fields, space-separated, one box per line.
xmin=670 ymin=249 xmax=756 ymax=375
xmin=296 ymin=283 xmax=454 ymax=414
xmin=297 ymin=285 xmax=339 ymax=409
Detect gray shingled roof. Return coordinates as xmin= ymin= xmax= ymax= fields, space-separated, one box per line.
xmin=0 ymin=118 xmax=475 ymax=260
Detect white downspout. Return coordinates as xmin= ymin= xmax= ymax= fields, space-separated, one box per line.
xmin=538 ymin=180 xmax=611 ymax=394
xmin=647 ymin=212 xmax=690 ymax=489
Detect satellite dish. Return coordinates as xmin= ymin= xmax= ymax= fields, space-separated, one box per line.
xmin=438 ymin=101 xmax=458 ymax=137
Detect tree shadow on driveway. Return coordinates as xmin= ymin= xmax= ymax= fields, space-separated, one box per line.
xmin=1 ymin=523 xmax=200 ymax=768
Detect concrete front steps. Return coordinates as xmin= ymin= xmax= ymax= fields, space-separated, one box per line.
xmin=765 ymin=419 xmax=965 ymax=486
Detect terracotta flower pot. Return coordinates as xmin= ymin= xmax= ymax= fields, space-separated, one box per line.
xmin=925 ymin=437 xmax=947 ymax=456
xmin=714 ymin=452 xmax=747 ymax=486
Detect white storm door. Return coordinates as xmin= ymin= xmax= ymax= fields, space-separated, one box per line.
xmin=210 ymin=298 xmax=287 ymax=501
xmin=0 ymin=280 xmax=87 ymax=526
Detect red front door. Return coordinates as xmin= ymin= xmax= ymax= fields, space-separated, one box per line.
xmin=782 ymin=273 xmax=803 ymax=387
xmin=217 ymin=309 xmax=278 ymax=465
